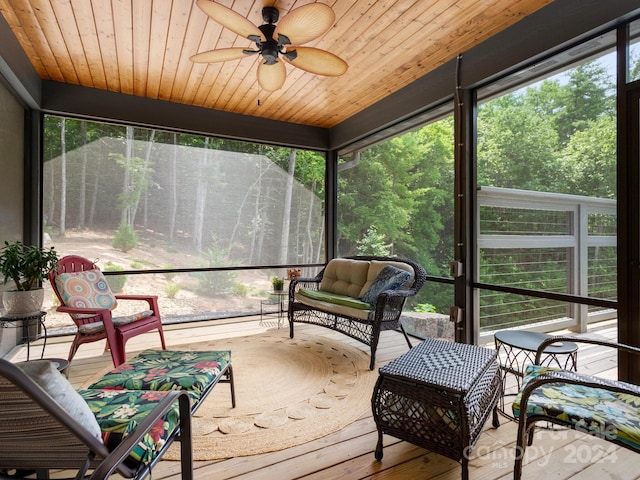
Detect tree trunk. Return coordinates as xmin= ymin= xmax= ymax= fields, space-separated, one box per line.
xmin=88 ymin=159 xmax=100 ymax=226
xmin=59 ymin=118 xmax=67 ymax=236
xmin=78 ymin=121 xmax=87 ymax=228
xmin=305 ymin=180 xmax=317 ymax=264
xmin=131 ymin=129 xmax=154 ymax=227
xmin=279 ymin=149 xmax=296 ymax=264
xmin=121 ymin=126 xmax=133 ymax=227
xmin=168 ymin=133 xmax=178 ymax=243
xmin=193 ymin=138 xmax=209 ymax=252
xmin=45 ymin=160 xmax=55 ymax=230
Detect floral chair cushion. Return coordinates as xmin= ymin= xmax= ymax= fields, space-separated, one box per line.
xmin=87 ymin=349 xmax=232 ymax=410
xmin=79 ymin=388 xmax=180 ymax=466
xmin=77 ymin=309 xmax=154 ymax=335
xmin=55 ymin=269 xmax=118 ymax=312
xmin=513 ymin=364 xmax=640 ymax=450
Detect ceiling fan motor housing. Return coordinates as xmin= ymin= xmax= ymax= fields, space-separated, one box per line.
xmin=262 ymin=6 xmax=279 ymax=24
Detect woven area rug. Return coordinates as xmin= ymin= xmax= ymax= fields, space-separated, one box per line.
xmin=160 ymin=331 xmax=378 ymax=460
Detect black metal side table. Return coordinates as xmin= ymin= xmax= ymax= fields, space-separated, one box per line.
xmin=372 ymin=338 xmax=501 ymax=480
xmin=494 ymin=330 xmax=578 ymax=418
xmin=259 ymin=290 xmax=288 ymax=328
xmin=0 ymin=311 xmax=47 ymax=361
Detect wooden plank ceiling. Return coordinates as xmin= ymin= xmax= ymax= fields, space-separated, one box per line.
xmin=0 ymin=0 xmax=552 ymax=128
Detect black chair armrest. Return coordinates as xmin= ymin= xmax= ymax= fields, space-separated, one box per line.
xmin=520 ymin=368 xmax=640 ymax=407
xmin=289 ymin=277 xmax=321 ymax=294
xmin=534 ymin=335 xmax=640 ymax=365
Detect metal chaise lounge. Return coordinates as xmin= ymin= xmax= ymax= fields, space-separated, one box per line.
xmin=0 ymin=358 xmax=193 ymax=480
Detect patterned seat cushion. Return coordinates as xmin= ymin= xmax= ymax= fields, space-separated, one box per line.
xmin=77 ymin=309 xmax=154 ymax=334
xmin=513 ymin=365 xmax=640 ymax=450
xmin=79 ymin=388 xmax=180 ymax=466
xmin=87 ymin=349 xmax=231 ymax=410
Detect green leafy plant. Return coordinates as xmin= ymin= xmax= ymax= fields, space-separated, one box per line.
xmin=356 ymin=226 xmax=391 ymax=256
xmin=112 ymin=222 xmax=138 ymax=252
xmin=271 ymin=277 xmax=285 ymax=291
xmin=162 ymin=264 xmax=177 ymax=281
xmin=194 ymin=235 xmax=237 ymax=295
xmin=166 ymin=282 xmax=180 ymax=298
xmin=0 ymin=240 xmax=59 ymax=291
xmin=413 ymin=303 xmax=437 ymax=313
xmin=103 ymin=262 xmax=127 ymax=293
xmin=231 ymin=283 xmax=249 ymax=297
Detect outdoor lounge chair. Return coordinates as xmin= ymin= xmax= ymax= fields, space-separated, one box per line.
xmin=512 ymin=335 xmax=640 ymax=479
xmin=49 ymin=255 xmax=167 ymax=367
xmin=0 ymin=358 xmax=193 ymax=480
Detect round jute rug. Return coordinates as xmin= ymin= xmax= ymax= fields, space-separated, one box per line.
xmin=164 ymin=331 xmax=379 ymax=461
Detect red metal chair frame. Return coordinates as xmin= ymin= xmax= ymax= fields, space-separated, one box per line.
xmin=49 ymin=255 xmax=167 ymax=367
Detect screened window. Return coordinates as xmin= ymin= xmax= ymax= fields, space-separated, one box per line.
xmin=42 ymin=118 xmax=325 ymax=330
xmin=476 ymin=35 xmax=617 ymax=334
xmin=336 ymin=114 xmax=455 ymax=327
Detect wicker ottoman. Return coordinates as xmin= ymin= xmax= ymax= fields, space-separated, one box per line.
xmin=372 ymin=338 xmax=501 ymax=480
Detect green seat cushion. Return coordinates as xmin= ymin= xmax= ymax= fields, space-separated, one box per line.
xmin=513 ymin=365 xmax=640 ymax=451
xmin=87 ymin=349 xmax=231 ymax=409
xmin=79 ymin=389 xmax=180 ymax=466
xmin=298 ymin=288 xmax=371 ymax=310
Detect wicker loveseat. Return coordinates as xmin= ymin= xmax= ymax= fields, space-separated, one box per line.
xmin=288 ymin=256 xmax=426 ymax=369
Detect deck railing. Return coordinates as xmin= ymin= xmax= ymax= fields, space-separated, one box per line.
xmin=476 ymin=186 xmax=617 ymax=336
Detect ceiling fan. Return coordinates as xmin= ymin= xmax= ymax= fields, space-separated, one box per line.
xmin=191 ymin=1 xmax=348 ymax=91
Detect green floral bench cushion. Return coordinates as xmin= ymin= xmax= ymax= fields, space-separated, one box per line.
xmin=513 ymin=365 xmax=640 ymax=450
xmin=79 ymin=389 xmax=180 ymax=466
xmin=87 ymin=349 xmax=231 ymax=409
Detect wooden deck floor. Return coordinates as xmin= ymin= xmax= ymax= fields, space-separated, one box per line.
xmin=6 ymin=318 xmax=637 ymax=480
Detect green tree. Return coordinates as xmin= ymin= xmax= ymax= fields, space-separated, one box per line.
xmin=477 ymin=93 xmax=560 ymax=191
xmin=559 ymin=115 xmax=616 ymax=198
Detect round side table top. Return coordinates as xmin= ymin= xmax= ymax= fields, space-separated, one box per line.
xmin=494 ymin=330 xmax=578 ymax=354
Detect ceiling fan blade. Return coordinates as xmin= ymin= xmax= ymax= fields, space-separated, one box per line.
xmin=190 ymin=48 xmax=250 ymax=63
xmin=285 ymin=47 xmax=348 ymax=76
xmin=274 ymin=3 xmax=335 ymax=45
xmin=196 ymin=0 xmax=262 ymax=40
xmin=258 ymin=60 xmax=286 ymax=91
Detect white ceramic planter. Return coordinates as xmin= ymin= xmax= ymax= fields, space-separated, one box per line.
xmin=2 ymin=288 xmax=44 ymax=315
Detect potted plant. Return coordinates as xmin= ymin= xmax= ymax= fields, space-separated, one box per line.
xmin=0 ymin=240 xmax=59 ymax=315
xmin=271 ymin=277 xmax=285 ymax=292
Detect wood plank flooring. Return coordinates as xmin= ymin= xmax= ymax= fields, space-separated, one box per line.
xmin=6 ymin=318 xmax=637 ymax=480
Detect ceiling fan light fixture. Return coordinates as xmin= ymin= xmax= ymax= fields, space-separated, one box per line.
xmin=258 ymin=61 xmax=286 ymax=92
